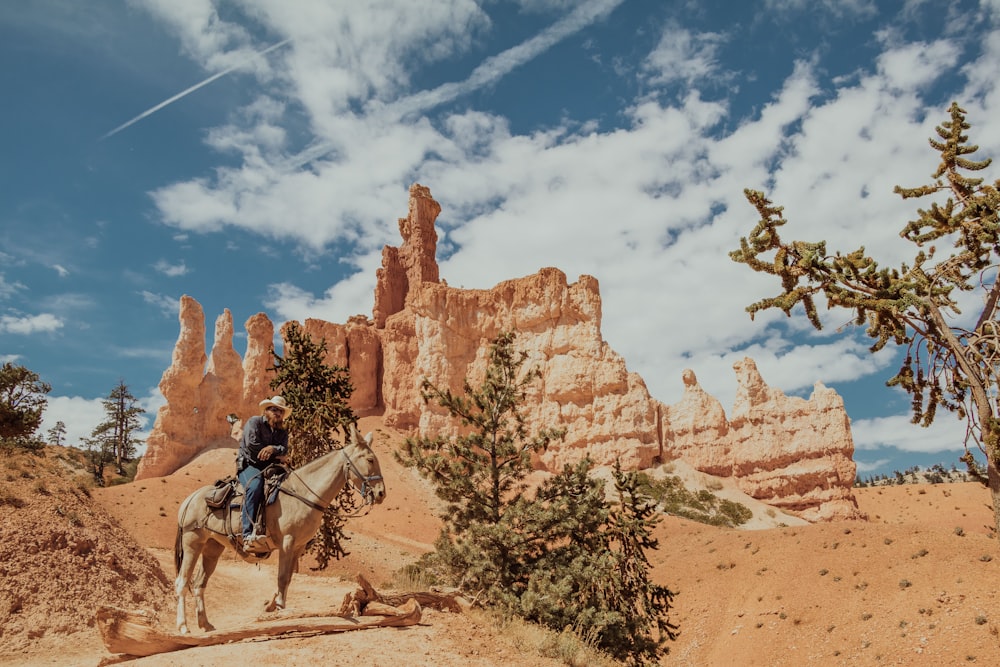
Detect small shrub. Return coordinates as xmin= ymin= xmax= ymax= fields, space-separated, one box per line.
xmin=641 ymin=474 xmax=752 ymax=527
xmin=975 ymin=614 xmax=988 ymax=625
xmin=911 ymin=548 xmax=929 ymax=559
xmin=980 ymin=554 xmax=993 ymax=563
xmin=0 ymin=492 xmax=26 ymax=508
xmin=955 ymin=526 xmax=966 ymax=537
xmin=899 ymin=579 xmax=912 ymax=589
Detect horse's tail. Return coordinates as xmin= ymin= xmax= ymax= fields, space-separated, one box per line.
xmin=175 ymin=492 xmax=194 ymax=575
xmin=174 ymin=521 xmax=183 ymax=575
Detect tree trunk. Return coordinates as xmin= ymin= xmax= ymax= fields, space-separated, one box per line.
xmin=989 ymin=457 xmax=1000 ymax=537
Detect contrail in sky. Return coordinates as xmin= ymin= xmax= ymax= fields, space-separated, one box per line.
xmin=100 ymin=38 xmax=291 ymax=141
xmin=285 ymin=0 xmax=626 ymax=171
xmin=386 ymin=0 xmax=626 ymax=119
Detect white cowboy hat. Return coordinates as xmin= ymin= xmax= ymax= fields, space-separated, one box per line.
xmin=259 ymin=395 xmax=292 ymax=418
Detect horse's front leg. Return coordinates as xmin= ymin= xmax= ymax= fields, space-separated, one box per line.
xmin=265 ymin=537 xmax=298 ymax=613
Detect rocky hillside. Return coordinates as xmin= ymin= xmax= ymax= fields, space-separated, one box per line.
xmin=0 ymin=446 xmax=173 ymax=663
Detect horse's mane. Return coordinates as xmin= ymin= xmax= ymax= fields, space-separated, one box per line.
xmin=293 ymin=433 xmax=365 ymax=475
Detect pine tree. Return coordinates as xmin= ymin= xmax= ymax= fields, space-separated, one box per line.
xmin=0 ymin=362 xmax=51 ymax=450
xmin=270 ymin=320 xmax=357 ymax=569
xmin=397 ymin=332 xmax=678 ymax=665
xmin=46 ymin=421 xmax=66 ymax=446
xmin=732 ymin=102 xmax=1000 ymax=532
xmin=89 ymin=380 xmax=145 ymax=478
xmin=600 ymin=462 xmax=679 ymax=665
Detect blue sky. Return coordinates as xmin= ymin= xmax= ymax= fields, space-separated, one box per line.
xmin=2 ymin=0 xmax=999 ymax=478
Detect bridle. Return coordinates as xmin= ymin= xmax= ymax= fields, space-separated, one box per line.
xmin=279 ymin=446 xmax=383 ymax=517
xmin=342 ymin=447 xmax=384 ymax=508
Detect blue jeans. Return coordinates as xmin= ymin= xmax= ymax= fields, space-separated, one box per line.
xmin=238 ymin=465 xmax=265 ymax=538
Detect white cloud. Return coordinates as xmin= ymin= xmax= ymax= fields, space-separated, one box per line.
xmin=764 ymin=0 xmax=877 ymax=18
xmin=0 ymin=274 xmax=26 ymax=299
xmin=39 ymin=395 xmax=104 ymax=448
xmin=52 ymin=264 xmax=69 ymax=277
xmin=140 ymin=291 xmax=180 ymax=318
xmin=875 ymin=39 xmax=960 ymax=91
xmin=852 ymin=412 xmax=971 ymax=454
xmin=265 ymin=256 xmax=380 ymax=325
xmin=854 ymin=458 xmax=891 ymax=473
xmin=642 ymin=23 xmax=727 ymax=88
xmin=130 ymin=0 xmax=258 ymax=73
xmin=0 ymin=312 xmax=63 ymax=334
xmin=153 ymin=259 xmax=189 ymax=277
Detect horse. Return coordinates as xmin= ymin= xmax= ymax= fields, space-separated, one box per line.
xmin=173 ymin=423 xmax=386 ymax=634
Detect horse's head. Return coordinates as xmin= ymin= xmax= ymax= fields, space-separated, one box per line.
xmin=344 ymin=423 xmax=386 ymax=505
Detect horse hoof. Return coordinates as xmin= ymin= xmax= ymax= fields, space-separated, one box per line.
xmin=178 ymin=625 xmax=189 ymax=635
xmin=199 ymin=622 xmax=216 ymax=632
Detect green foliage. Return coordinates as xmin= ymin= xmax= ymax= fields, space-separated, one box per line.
xmin=396 ymin=331 xmax=678 ymax=666
xmin=731 ymin=103 xmax=1000 ymax=528
xmin=599 ymin=464 xmax=680 ymax=664
xmin=397 ymin=332 xmax=563 ymax=533
xmin=636 ymin=473 xmax=753 ymax=527
xmin=46 ymin=420 xmax=66 ymax=446
xmin=0 ymin=362 xmax=51 ymax=450
xmin=270 ymin=320 xmax=357 ymax=569
xmin=87 ymin=381 xmax=145 ymax=481
xmin=82 ymin=434 xmax=114 ymax=485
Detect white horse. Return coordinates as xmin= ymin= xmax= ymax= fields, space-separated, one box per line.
xmin=173 ymin=424 xmax=386 ymax=634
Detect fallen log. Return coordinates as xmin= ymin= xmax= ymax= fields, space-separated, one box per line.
xmin=95 ymin=597 xmax=421 ymax=658
xmin=340 ymin=573 xmax=466 ymax=614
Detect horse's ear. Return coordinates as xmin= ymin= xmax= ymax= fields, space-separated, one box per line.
xmin=364 ymin=431 xmax=373 ymax=447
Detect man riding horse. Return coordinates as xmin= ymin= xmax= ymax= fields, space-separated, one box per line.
xmin=237 ymin=395 xmax=291 ymax=552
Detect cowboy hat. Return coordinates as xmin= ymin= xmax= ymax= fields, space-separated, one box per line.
xmin=259 ymin=395 xmax=292 ymax=418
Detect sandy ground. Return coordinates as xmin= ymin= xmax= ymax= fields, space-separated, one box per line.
xmin=3 ymin=415 xmax=1000 ymax=666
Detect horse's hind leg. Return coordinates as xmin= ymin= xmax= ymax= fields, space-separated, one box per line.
xmin=175 ymin=537 xmax=204 ymax=634
xmin=191 ymin=540 xmax=225 ymax=632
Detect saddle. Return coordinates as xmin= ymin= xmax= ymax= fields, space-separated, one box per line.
xmin=205 ymin=477 xmax=237 ymax=509
xmin=204 ymin=465 xmax=291 ymax=558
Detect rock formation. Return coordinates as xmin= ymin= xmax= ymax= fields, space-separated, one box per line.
xmin=136 ymin=296 xmax=209 ymax=480
xmin=663 ymin=361 xmax=859 ymax=522
xmin=138 ymin=184 xmax=863 ymax=522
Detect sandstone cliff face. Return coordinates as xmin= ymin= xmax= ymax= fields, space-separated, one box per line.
xmin=136 ymin=296 xmax=208 ymax=480
xmin=139 ymin=184 xmax=862 ymax=522
xmin=662 ymin=361 xmax=860 ymax=522
xmin=136 ymin=303 xmax=274 ymax=479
